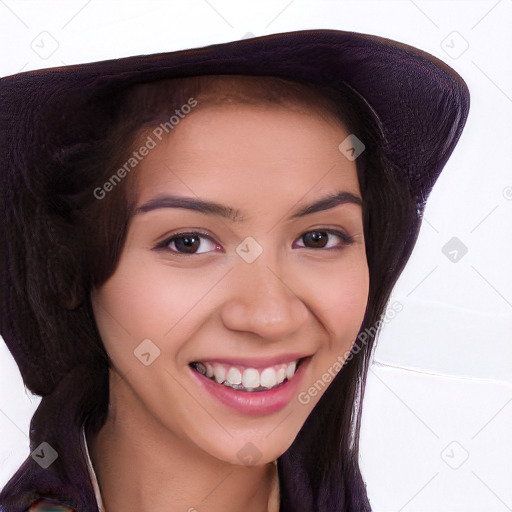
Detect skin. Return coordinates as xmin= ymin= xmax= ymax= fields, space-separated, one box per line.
xmin=88 ymin=102 xmax=369 ymax=512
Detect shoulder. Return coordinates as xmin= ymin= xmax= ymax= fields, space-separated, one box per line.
xmin=26 ymin=498 xmax=75 ymax=511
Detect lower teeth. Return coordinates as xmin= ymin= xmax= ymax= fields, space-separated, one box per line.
xmin=220 ymin=380 xmax=287 ymax=392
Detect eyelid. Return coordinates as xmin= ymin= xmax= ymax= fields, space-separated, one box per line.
xmin=154 ymin=227 xmax=355 ymax=256
xmin=293 ymin=228 xmax=355 ymax=249
xmin=153 ymin=230 xmax=220 ymax=254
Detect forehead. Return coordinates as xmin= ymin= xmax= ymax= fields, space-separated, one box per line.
xmin=134 ymin=103 xmax=360 ymax=208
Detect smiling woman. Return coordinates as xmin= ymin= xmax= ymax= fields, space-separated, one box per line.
xmin=0 ymin=30 xmax=469 ymax=512
xmin=87 ymin=81 xmax=370 ymax=511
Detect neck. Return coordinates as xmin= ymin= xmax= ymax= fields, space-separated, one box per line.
xmin=87 ymin=369 xmax=278 ymax=512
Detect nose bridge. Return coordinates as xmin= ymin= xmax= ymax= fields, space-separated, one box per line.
xmin=221 ymin=243 xmax=308 ymax=340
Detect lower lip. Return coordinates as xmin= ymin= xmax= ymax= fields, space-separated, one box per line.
xmin=189 ymin=357 xmax=310 ymax=416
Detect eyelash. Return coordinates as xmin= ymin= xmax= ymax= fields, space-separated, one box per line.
xmin=154 ymin=229 xmax=355 ymax=256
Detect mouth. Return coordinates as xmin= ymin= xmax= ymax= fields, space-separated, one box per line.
xmin=189 ymin=357 xmax=306 ymax=393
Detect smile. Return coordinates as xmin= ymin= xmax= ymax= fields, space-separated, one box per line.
xmin=190 ymin=359 xmax=300 ymax=392
xmin=189 ymin=355 xmax=311 ymax=416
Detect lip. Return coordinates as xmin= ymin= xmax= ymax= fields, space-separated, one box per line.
xmin=189 ymin=352 xmax=309 ymax=369
xmin=189 ymin=356 xmax=312 ymax=416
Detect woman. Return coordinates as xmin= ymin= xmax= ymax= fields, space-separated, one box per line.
xmin=0 ymin=29 xmax=469 ymax=512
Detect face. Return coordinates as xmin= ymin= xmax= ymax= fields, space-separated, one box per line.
xmin=91 ymin=102 xmax=369 ymax=466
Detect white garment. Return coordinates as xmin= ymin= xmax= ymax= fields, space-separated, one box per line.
xmin=81 ymin=423 xmax=106 ymax=512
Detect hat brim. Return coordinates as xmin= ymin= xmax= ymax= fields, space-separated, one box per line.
xmin=0 ymin=29 xmax=469 ymax=206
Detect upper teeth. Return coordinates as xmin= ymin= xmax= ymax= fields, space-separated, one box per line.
xmin=193 ymin=360 xmax=298 ymax=391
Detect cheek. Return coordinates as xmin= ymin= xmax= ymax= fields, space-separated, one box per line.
xmin=312 ymin=256 xmax=369 ymax=337
xmin=90 ymin=257 xmax=172 ymax=358
xmin=91 ymin=253 xmax=223 ymax=361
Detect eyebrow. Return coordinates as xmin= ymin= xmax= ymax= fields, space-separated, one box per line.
xmin=134 ymin=190 xmax=362 ymax=222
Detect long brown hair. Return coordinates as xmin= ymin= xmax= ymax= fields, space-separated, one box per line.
xmin=1 ymin=74 xmax=419 ymax=511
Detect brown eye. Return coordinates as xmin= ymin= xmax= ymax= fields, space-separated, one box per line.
xmin=159 ymin=232 xmax=219 ymax=255
xmin=295 ymin=230 xmax=354 ymax=250
xmin=302 ymin=231 xmax=329 ymax=248
xmin=173 ymin=234 xmax=201 ymax=253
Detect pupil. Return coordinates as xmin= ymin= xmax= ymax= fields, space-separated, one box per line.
xmin=176 ymin=235 xmax=200 ymax=253
xmin=304 ymin=231 xmax=327 ymax=248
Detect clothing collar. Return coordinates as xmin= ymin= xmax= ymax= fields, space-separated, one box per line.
xmin=80 ymin=421 xmax=105 ymax=512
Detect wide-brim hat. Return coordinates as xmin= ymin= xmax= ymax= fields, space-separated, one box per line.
xmin=0 ymin=28 xmax=470 ymax=396
xmin=0 ymin=28 xmax=470 ymax=393
xmin=0 ymin=28 xmax=469 ymax=210
xmin=0 ymin=28 xmax=470 ymax=512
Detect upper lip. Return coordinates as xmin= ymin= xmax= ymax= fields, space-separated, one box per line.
xmin=190 ymin=353 xmax=312 ymax=369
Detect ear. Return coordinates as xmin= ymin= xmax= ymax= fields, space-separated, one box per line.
xmin=58 ymin=283 xmax=85 ymax=311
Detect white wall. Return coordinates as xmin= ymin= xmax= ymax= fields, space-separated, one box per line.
xmin=1 ymin=1 xmax=511 ymax=510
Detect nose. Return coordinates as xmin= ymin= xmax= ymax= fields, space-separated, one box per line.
xmin=220 ymin=255 xmax=309 ymax=342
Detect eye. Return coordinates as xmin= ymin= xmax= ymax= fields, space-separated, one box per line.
xmin=156 ymin=232 xmax=220 ymax=255
xmin=294 ymin=229 xmax=354 ymax=250
xmin=155 ymin=228 xmax=354 ymax=256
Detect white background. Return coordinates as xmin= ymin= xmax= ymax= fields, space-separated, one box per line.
xmin=1 ymin=1 xmax=511 ymax=510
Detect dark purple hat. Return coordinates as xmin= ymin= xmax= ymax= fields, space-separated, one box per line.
xmin=0 ymin=29 xmax=469 ymax=210
xmin=0 ymin=29 xmax=470 ymax=395
xmin=0 ymin=29 xmax=470 ymax=512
